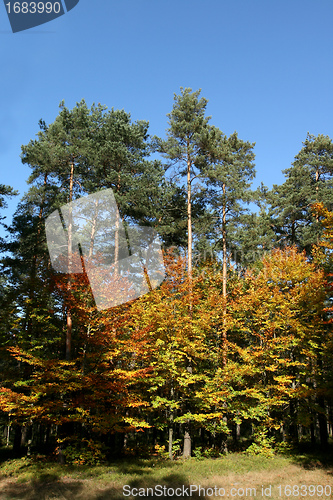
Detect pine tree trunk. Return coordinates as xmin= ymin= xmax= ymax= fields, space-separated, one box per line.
xmin=187 ymin=149 xmax=192 ymax=291
xmin=88 ymin=198 xmax=99 ymax=260
xmin=291 ymin=221 xmax=296 ymax=244
xmin=183 ymin=147 xmax=193 ymax=458
xmin=183 ymin=366 xmax=192 ymax=459
xmin=114 ymin=175 xmax=121 ymax=274
xmin=222 ymin=183 xmax=227 ymax=368
xmin=114 ymin=203 xmax=120 ymax=273
xmin=315 ymin=168 xmax=320 ymax=228
xmin=66 ymin=159 xmax=74 ymax=361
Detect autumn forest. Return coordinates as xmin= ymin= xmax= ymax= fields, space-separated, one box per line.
xmin=0 ymin=88 xmax=333 ymax=464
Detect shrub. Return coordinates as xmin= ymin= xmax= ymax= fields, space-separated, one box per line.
xmin=245 ymin=427 xmax=275 ymax=458
xmin=57 ymin=437 xmax=107 ymax=465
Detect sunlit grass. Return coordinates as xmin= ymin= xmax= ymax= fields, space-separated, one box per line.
xmin=0 ymin=451 xmax=332 ymax=499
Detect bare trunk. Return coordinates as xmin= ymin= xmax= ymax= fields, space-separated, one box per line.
xmin=315 ymin=169 xmax=320 ymax=240
xmin=222 ymin=183 xmax=227 ymax=300
xmin=6 ymin=416 xmax=10 ymax=447
xmin=317 ymin=353 xmax=328 ymax=448
xmin=183 ymin=428 xmax=191 ymax=458
xmin=168 ymin=428 xmax=173 ymax=460
xmin=88 ymin=198 xmax=99 ymax=260
xmin=114 ymin=205 xmax=120 ymax=274
xmin=66 ymin=159 xmax=74 ymax=361
xmin=291 ymin=220 xmax=296 ymax=244
xmin=222 ymin=183 xmax=227 ymax=368
xmin=187 ymin=150 xmax=192 ymax=291
xmin=183 ymin=148 xmax=193 ymax=458
xmin=113 ymin=174 xmax=122 ymax=273
xmin=168 ymin=381 xmax=174 ymax=460
xmin=183 ymin=365 xmax=192 ymax=459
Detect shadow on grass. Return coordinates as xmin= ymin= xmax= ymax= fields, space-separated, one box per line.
xmin=0 ymin=470 xmax=203 ymax=500
xmin=0 ymin=476 xmax=85 ymax=500
xmin=110 ymin=456 xmax=175 ymax=475
xmin=288 ymin=443 xmax=333 ymax=472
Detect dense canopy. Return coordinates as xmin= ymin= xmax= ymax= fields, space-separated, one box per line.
xmin=0 ymin=90 xmax=332 ymax=462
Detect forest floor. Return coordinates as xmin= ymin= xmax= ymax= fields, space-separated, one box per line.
xmin=0 ymin=450 xmax=332 ymax=500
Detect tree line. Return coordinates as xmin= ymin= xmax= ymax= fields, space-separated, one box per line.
xmin=0 ymin=88 xmax=332 ymax=463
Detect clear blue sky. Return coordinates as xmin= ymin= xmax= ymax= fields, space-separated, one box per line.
xmin=1 ymin=0 xmax=333 ymax=227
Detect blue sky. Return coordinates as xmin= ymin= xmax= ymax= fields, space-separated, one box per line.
xmin=1 ymin=0 xmax=333 ymax=228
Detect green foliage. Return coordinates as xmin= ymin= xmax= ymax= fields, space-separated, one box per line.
xmin=267 ymin=133 xmax=333 ymax=252
xmin=170 ymin=438 xmax=182 ymax=459
xmin=193 ymin=446 xmax=225 ymax=460
xmin=202 ymin=127 xmax=256 ymax=264
xmin=58 ymin=437 xmax=108 ymax=465
xmin=245 ymin=427 xmax=275 ymax=458
xmin=274 ymin=441 xmax=295 ymax=455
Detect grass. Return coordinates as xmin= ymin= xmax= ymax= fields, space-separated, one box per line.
xmin=0 ymin=450 xmax=331 ymax=499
